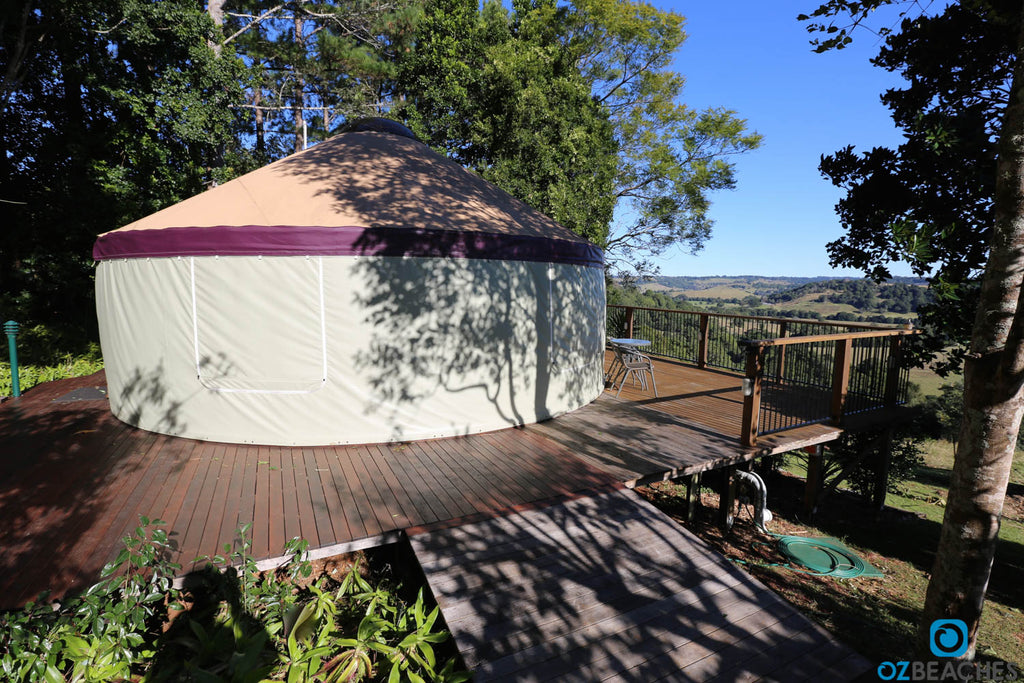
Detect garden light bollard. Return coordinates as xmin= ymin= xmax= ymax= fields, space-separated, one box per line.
xmin=4 ymin=320 xmax=19 ymax=398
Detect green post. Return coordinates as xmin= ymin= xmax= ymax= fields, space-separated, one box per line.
xmin=4 ymin=320 xmax=20 ymax=398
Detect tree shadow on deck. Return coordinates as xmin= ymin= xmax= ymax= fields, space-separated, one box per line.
xmin=411 ymin=489 xmax=866 ymax=681
xmin=0 ymin=372 xmax=171 ymax=608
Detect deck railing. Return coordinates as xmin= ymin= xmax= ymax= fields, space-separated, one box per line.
xmin=606 ymin=305 xmax=916 ymax=445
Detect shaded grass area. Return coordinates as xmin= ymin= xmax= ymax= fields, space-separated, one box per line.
xmin=638 ymin=442 xmax=1024 ymax=668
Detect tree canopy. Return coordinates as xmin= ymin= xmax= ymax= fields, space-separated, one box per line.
xmin=802 ymin=0 xmax=1024 ymax=660
xmin=1 ymin=0 xmax=761 ymax=345
xmin=813 ymin=0 xmax=1017 ymax=372
xmin=1 ymin=0 xmax=251 ymax=348
xmin=215 ymin=0 xmax=421 ymax=158
xmin=393 ymin=0 xmax=762 ymax=274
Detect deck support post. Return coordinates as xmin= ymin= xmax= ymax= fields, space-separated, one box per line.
xmin=718 ymin=466 xmax=737 ymax=530
xmin=830 ymin=338 xmax=854 ymax=425
xmin=741 ymin=345 xmax=765 ymax=447
xmin=803 ymin=444 xmax=825 ymax=520
xmin=873 ymin=428 xmax=895 ymax=513
xmin=625 ymin=306 xmax=635 ymax=339
xmin=698 ymin=313 xmax=710 ymax=369
xmin=686 ymin=472 xmax=702 ymax=523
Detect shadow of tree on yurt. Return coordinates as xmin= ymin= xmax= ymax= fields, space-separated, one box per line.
xmin=118 ymin=361 xmax=187 ymax=436
xmin=283 ymin=132 xmax=547 ymax=238
xmin=275 ymin=129 xmax=606 ymax=443
xmin=349 ymin=240 xmax=603 ymax=443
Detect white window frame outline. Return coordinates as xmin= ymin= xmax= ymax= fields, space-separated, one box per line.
xmin=189 ymin=255 xmax=328 ymax=394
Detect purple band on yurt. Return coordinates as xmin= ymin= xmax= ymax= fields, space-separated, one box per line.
xmin=92 ymin=225 xmax=604 ymax=268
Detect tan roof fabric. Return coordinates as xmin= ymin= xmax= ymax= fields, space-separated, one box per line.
xmin=103 ymin=131 xmax=585 ymax=243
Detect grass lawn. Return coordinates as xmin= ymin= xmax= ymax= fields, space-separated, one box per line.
xmin=638 ymin=440 xmax=1024 ymax=669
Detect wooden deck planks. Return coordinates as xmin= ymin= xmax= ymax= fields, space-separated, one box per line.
xmin=409 ymin=489 xmax=872 ymax=682
xmin=0 ymin=363 xmax=845 ymax=604
xmin=0 ymin=367 xmax=881 ymax=680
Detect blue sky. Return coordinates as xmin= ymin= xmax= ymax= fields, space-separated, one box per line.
xmin=645 ymin=0 xmax=913 ymax=278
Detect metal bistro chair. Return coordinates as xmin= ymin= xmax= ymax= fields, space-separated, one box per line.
xmin=611 ymin=346 xmax=658 ymax=399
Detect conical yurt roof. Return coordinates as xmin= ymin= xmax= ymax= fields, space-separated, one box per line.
xmin=93 ymin=124 xmax=601 ymax=266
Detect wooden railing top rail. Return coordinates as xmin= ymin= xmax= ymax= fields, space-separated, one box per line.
xmin=606 ymin=304 xmax=907 ymax=332
xmin=741 ymin=328 xmax=919 ymax=349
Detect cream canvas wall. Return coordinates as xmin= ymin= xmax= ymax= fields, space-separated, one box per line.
xmin=96 ymin=254 xmax=605 ymax=446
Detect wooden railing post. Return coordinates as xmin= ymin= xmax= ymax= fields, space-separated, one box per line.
xmin=698 ymin=313 xmax=710 ymax=369
xmin=776 ymin=321 xmax=789 ymax=382
xmin=830 ymin=338 xmax=853 ymax=425
xmin=625 ymin=306 xmax=635 ymax=339
xmin=741 ymin=344 xmax=765 ymax=447
xmin=884 ymin=335 xmax=904 ymax=408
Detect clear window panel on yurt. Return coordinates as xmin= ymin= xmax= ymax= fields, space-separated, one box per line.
xmin=190 ymin=256 xmax=326 ymax=393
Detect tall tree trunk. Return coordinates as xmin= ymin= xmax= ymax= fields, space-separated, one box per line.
xmin=254 ymin=87 xmax=265 ymax=158
xmin=293 ymin=13 xmax=305 ymax=154
xmin=917 ymin=10 xmax=1024 ymax=659
xmin=207 ymin=0 xmax=225 ymax=56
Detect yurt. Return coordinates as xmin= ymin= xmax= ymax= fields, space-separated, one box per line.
xmin=93 ymin=120 xmax=606 ymax=446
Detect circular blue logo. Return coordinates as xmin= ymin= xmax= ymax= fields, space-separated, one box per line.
xmin=929 ymin=618 xmax=969 ymax=658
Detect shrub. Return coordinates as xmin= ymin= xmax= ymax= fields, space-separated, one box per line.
xmin=823 ymin=429 xmax=925 ymax=498
xmin=0 ymin=520 xmax=470 ymax=683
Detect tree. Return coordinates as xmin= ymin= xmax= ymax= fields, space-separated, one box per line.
xmin=800 ymin=0 xmax=1024 ymax=659
xmin=813 ymin=1 xmax=1012 ymax=373
xmin=218 ymin=0 xmax=421 ymax=158
xmin=394 ymin=0 xmax=618 ymax=246
xmin=568 ymin=0 xmax=762 ymax=275
xmin=0 ymin=0 xmax=251 ymax=350
xmin=394 ymin=0 xmax=762 ymax=272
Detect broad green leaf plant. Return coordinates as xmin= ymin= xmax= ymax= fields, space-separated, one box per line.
xmin=0 ymin=518 xmax=469 ymax=682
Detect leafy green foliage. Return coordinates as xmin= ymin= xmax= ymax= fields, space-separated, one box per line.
xmin=0 ymin=519 xmax=468 ymax=682
xmin=0 ymin=348 xmax=103 ymax=398
xmin=0 ymin=516 xmax=181 ymax=682
xmin=823 ymin=430 xmax=926 ymax=498
xmin=1 ymin=0 xmax=254 ymax=348
xmin=394 ymin=0 xmax=618 ymax=247
xmin=805 ymin=1 xmax=1018 ymax=373
xmin=395 ymin=0 xmax=760 ymax=274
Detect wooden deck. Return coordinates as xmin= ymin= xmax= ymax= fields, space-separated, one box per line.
xmin=0 ymin=356 xmax=867 ymax=607
xmin=0 ymin=371 xmax=619 ymax=607
xmin=0 ymin=355 xmax=884 ymax=678
xmin=410 ymin=488 xmax=873 ymax=681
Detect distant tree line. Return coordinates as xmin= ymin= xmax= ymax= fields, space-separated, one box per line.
xmin=606 ymin=284 xmax=689 ymax=311
xmin=766 ymin=278 xmax=932 ymax=313
xmin=606 ymin=283 xmax=915 ymax=326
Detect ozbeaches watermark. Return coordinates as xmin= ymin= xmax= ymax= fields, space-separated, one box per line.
xmin=875 ymin=619 xmax=1020 ymax=682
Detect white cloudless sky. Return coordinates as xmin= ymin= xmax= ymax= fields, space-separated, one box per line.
xmin=644 ymin=0 xmax=915 ymax=278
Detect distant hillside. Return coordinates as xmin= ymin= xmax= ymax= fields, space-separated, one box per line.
xmin=646 ymin=274 xmax=927 ymax=295
xmin=616 ymin=275 xmax=930 ymax=325
xmin=766 ymin=278 xmax=932 ymax=314
xmin=649 ymin=275 xmax=834 ymax=297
